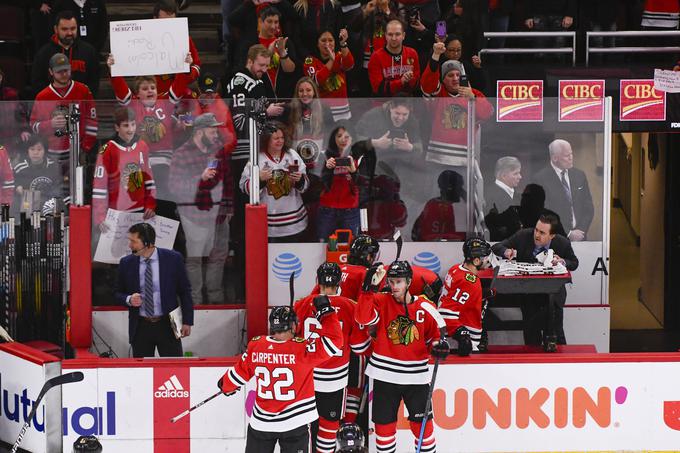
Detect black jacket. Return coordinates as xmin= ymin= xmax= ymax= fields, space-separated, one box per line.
xmin=532 ymin=166 xmax=594 ymax=234
xmin=31 ymin=35 xmax=100 ymax=97
xmin=52 ymin=0 xmax=109 ymax=52
xmin=491 ymin=227 xmax=579 ymax=271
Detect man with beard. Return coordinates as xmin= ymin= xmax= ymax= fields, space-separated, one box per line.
xmin=356 ymin=260 xmax=449 ymax=453
xmin=169 ymin=113 xmax=231 ymax=305
xmin=31 ymin=10 xmax=100 ymax=96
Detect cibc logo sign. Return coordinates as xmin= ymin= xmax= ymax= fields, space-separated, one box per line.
xmin=155 ymin=375 xmax=189 ymax=398
xmin=496 ymin=80 xmax=543 ymax=122
xmin=619 ymin=79 xmax=666 ymax=121
xmin=558 ymin=80 xmax=605 ymax=122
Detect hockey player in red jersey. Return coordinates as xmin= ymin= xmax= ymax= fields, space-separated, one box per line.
xmin=30 ymin=53 xmax=98 ymax=168
xmin=219 ymin=298 xmax=343 ymax=453
xmin=439 ymin=238 xmax=492 ymax=356
xmin=294 ymin=262 xmax=371 ymax=453
xmin=92 ymin=107 xmax=156 ymax=229
xmin=356 ymin=260 xmax=450 ymax=453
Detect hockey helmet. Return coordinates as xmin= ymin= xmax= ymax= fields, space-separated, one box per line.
xmin=269 ymin=306 xmax=298 ymax=333
xmin=72 ymin=435 xmax=103 ymax=453
xmin=386 ymin=260 xmax=413 ymax=280
xmin=463 ymin=238 xmax=491 ymax=261
xmin=337 ymin=422 xmax=365 ymax=452
xmin=317 ymin=262 xmax=342 ymax=287
xmin=348 ymin=234 xmax=380 ymax=267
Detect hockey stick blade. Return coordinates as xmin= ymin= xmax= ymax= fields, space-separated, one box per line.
xmin=170 ymin=390 xmax=224 ymax=423
xmin=394 ymin=230 xmax=403 ymax=261
xmin=11 ymin=372 xmax=84 ymax=453
xmin=289 ymin=272 xmax=295 ymax=310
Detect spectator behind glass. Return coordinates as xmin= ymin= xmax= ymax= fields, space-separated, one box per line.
xmin=355 ymin=98 xmax=423 ymax=159
xmin=444 ymin=0 xmax=483 ymax=62
xmin=30 ymin=53 xmax=98 ymax=175
xmin=170 ymin=113 xmax=232 ymax=305
xmin=367 ymin=19 xmax=421 ymax=96
xmin=293 ymin=0 xmax=342 ymax=57
xmin=31 ymin=10 xmax=100 ymax=96
xmin=411 ymin=169 xmax=466 ymax=241
xmin=441 ymin=35 xmax=485 ymax=91
xmin=93 ymin=107 xmax=156 ymax=233
xmin=30 ymin=1 xmax=54 ymax=54
xmin=239 ymin=122 xmax=310 ymax=242
xmin=13 ymin=134 xmax=63 ymax=216
xmin=152 ymin=0 xmax=202 ymax=95
xmin=52 ymin=0 xmax=108 ymax=53
xmin=484 ymin=156 xmax=523 ymax=241
xmin=0 ymin=67 xmax=31 ymax=159
xmin=304 ymin=29 xmax=355 ymax=121
xmin=317 ymin=125 xmax=372 ymax=241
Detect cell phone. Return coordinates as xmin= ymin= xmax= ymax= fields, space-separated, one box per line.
xmin=459 ymin=74 xmax=469 ymax=86
xmin=288 ymin=161 xmax=300 ymax=173
xmin=408 ymin=8 xmax=420 ymax=22
xmin=208 ymin=158 xmax=219 ymax=169
xmin=388 ymin=129 xmax=406 ymax=139
xmin=335 ymin=157 xmax=351 ymax=167
xmin=435 ymin=20 xmax=447 ymax=38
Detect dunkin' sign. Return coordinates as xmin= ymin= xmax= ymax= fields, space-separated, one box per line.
xmin=496 ymin=80 xmax=543 ymax=122
xmin=620 ymin=79 xmax=666 ymax=121
xmin=559 ymin=80 xmax=605 ymax=122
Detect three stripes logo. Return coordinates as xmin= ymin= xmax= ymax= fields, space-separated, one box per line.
xmin=154 ymin=374 xmax=189 ymax=398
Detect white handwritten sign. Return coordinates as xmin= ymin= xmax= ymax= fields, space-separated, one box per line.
xmin=654 ymin=68 xmax=680 ymax=93
xmin=94 ymin=209 xmax=179 ymax=264
xmin=109 ymin=18 xmax=190 ymax=77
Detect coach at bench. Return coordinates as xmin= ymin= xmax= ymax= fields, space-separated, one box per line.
xmin=115 ymin=223 xmax=194 ymax=357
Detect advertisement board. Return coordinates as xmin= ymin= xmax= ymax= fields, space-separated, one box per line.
xmin=374 ymin=360 xmax=680 ymax=452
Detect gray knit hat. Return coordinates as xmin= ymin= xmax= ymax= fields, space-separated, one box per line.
xmin=440 ymin=60 xmax=464 ymax=81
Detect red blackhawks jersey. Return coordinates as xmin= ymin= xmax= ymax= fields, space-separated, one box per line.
xmin=439 ymin=263 xmax=483 ymax=348
xmin=111 ymin=73 xmax=189 ymax=166
xmin=378 ymin=264 xmax=440 ymax=300
xmin=221 ymin=312 xmax=343 ymax=432
xmin=412 ymin=198 xmax=467 ymax=241
xmin=92 ymin=138 xmax=156 ymax=225
xmin=356 ymin=292 xmax=444 ymax=384
xmin=304 ymin=53 xmax=354 ymax=121
xmin=0 ymin=146 xmax=14 ymax=204
xmin=420 ymin=64 xmax=493 ymax=166
xmin=30 ymin=81 xmax=98 ymax=160
xmin=368 ymin=46 xmax=420 ymax=96
xmin=294 ymin=294 xmax=371 ymax=392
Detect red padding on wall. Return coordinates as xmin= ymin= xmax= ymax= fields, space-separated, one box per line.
xmin=69 ymin=205 xmax=92 ymax=348
xmin=245 ymin=204 xmax=268 ymax=339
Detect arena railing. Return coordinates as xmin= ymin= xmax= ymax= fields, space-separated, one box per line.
xmin=481 ymin=31 xmax=577 ymax=66
xmin=585 ymin=30 xmax=680 ymax=67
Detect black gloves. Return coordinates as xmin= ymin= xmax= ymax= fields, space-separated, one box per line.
xmin=314 ymin=295 xmax=334 ymax=320
xmin=362 ymin=263 xmax=384 ymax=292
xmin=453 ymin=327 xmax=472 ymax=357
xmin=430 ymin=338 xmax=450 ymax=359
xmin=482 ymin=287 xmax=497 ymax=301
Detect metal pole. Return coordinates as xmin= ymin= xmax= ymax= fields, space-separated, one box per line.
xmin=68 ymin=103 xmax=81 ymax=206
xmin=602 ymin=97 xmax=613 ymax=310
xmin=466 ymin=98 xmax=476 ymax=237
xmin=248 ymin=116 xmax=260 ymax=206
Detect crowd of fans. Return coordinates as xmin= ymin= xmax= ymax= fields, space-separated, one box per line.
xmin=0 ymin=0 xmax=674 ymax=305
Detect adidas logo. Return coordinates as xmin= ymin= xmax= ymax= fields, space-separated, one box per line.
xmin=154 ymin=375 xmax=189 ymax=398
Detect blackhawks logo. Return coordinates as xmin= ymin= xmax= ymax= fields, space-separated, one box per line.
xmin=387 ymin=315 xmax=419 ymax=345
xmin=266 ymin=169 xmax=293 ymax=199
xmin=123 ymin=162 xmax=144 ymax=193
xmin=442 ymin=104 xmax=467 ymax=130
xmin=140 ymin=115 xmax=166 ymax=143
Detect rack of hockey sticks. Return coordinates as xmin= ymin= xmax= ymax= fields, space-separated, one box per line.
xmin=0 ymin=204 xmax=66 ymax=345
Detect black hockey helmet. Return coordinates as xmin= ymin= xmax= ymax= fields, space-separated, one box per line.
xmin=423 ymin=275 xmax=444 ymax=301
xmin=72 ymin=435 xmax=103 ymax=453
xmin=317 ymin=262 xmax=342 ymax=287
xmin=269 ymin=306 xmax=298 ymax=334
xmin=348 ymin=234 xmax=380 ymax=267
xmin=337 ymin=422 xmax=365 ymax=452
xmin=463 ymin=238 xmax=491 ymax=261
xmin=386 ymin=260 xmax=413 ymax=280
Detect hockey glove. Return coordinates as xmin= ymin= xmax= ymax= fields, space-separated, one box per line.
xmin=314 ymin=295 xmax=335 ymax=320
xmin=430 ymin=338 xmax=450 ymax=359
xmin=217 ymin=377 xmax=236 ymax=396
xmin=362 ymin=263 xmax=386 ymax=292
xmin=453 ymin=327 xmax=472 ymax=357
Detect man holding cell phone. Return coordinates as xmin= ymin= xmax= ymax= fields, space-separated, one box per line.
xmin=170 ymin=113 xmax=231 ymax=305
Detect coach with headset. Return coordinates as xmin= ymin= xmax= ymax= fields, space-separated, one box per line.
xmin=115 ymin=223 xmax=194 ymax=357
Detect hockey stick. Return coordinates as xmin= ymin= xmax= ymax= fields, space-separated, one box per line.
xmin=393 ymin=230 xmax=403 ymax=261
xmin=415 ymin=352 xmax=441 ymax=453
xmin=289 ymin=272 xmax=295 ymax=310
xmin=11 ymin=372 xmax=84 ymax=453
xmin=170 ymin=390 xmax=223 ymax=423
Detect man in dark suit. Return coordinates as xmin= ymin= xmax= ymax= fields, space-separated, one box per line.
xmin=485 ymin=156 xmax=522 ymax=240
xmin=532 ymin=139 xmax=594 ymax=241
xmin=115 ymin=223 xmax=194 ymax=357
xmin=491 ymin=214 xmax=578 ymax=348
